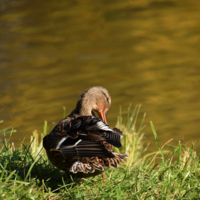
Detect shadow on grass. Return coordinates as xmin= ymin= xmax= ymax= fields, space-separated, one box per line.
xmin=0 ymin=143 xmax=83 ymax=192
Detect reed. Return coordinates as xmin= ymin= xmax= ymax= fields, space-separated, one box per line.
xmin=115 ymin=104 xmax=146 ymax=166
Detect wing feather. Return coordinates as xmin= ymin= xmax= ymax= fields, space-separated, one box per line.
xmin=59 ymin=140 xmax=115 ymax=158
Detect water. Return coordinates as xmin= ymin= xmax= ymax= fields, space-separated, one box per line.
xmin=1 ymin=0 xmax=200 ymax=153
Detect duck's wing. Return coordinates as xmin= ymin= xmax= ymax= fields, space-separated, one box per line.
xmin=78 ymin=116 xmax=122 ymax=148
xmin=60 ymin=116 xmax=122 ymax=148
xmin=46 ymin=116 xmax=122 ymax=158
xmin=43 ymin=117 xmax=83 ymax=150
xmin=57 ymin=137 xmax=114 ymax=158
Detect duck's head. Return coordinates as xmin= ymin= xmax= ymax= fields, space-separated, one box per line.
xmin=76 ymin=86 xmax=111 ymax=125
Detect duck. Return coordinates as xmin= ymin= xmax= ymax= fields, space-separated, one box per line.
xmin=43 ymin=86 xmax=128 ymax=179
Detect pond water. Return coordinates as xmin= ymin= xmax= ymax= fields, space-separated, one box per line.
xmin=1 ymin=0 xmax=200 ymax=153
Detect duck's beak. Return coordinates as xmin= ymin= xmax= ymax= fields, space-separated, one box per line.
xmin=98 ymin=110 xmax=108 ymax=125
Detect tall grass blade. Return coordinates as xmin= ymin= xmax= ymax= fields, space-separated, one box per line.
xmin=43 ymin=120 xmax=48 ymax=136
xmin=150 ymin=121 xmax=165 ymax=164
xmin=178 ymin=141 xmax=181 ymax=165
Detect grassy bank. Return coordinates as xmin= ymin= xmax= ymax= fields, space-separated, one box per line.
xmin=0 ymin=106 xmax=199 ymax=199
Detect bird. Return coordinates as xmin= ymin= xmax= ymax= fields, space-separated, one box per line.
xmin=43 ymin=86 xmax=128 ymax=181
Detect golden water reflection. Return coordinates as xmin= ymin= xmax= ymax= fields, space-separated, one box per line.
xmin=0 ymin=0 xmax=200 ymax=153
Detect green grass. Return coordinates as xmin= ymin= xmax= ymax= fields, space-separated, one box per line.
xmin=0 ymin=106 xmax=200 ymax=199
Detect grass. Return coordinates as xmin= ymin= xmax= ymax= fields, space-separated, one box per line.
xmin=0 ymin=106 xmax=200 ymax=199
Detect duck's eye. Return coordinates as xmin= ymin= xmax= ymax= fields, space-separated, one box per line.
xmin=102 ymin=91 xmax=109 ymax=103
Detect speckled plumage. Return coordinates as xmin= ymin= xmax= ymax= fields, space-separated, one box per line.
xmin=43 ymin=86 xmax=128 ymax=177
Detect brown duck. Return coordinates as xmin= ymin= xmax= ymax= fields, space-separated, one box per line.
xmin=43 ymin=86 xmax=128 ymax=179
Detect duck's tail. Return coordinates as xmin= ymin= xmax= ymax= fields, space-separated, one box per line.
xmin=69 ymin=153 xmax=129 ymax=174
